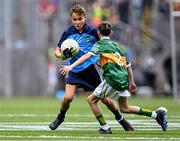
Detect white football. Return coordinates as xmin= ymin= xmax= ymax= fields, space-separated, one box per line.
xmin=60 ymin=39 xmax=79 ymax=60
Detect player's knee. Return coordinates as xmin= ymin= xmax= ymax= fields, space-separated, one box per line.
xmin=87 ymin=96 xmax=92 ymax=105
xmin=120 ymin=106 xmax=129 ymax=113
xmin=101 ymin=98 xmax=109 ymax=104
xmin=87 ymin=96 xmax=98 ymax=105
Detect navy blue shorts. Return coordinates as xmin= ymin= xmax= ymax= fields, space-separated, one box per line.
xmin=65 ymin=64 xmax=101 ymax=92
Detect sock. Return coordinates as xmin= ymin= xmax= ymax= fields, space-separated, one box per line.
xmin=138 ymin=108 xmax=152 ymax=117
xmin=58 ymin=109 xmax=66 ymax=119
xmin=96 ymin=115 xmax=107 ymax=126
xmin=151 ymin=111 xmax=157 ymax=119
xmin=113 ymin=110 xmax=123 ymax=121
xmin=117 ymin=117 xmax=124 ymax=123
xmin=101 ymin=124 xmax=110 ymax=130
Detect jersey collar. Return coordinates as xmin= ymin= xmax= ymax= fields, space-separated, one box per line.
xmin=101 ymin=36 xmax=110 ymax=40
xmin=73 ymin=23 xmax=88 ymax=33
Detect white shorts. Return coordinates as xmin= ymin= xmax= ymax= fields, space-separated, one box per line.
xmin=93 ymin=80 xmax=131 ymax=100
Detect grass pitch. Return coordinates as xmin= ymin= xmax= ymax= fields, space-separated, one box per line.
xmin=0 ymin=95 xmax=180 ymax=141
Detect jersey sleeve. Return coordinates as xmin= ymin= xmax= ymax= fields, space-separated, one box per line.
xmin=90 ymin=42 xmax=103 ymax=55
xmin=124 ymin=50 xmax=131 ymax=67
xmin=118 ymin=44 xmax=131 ymax=67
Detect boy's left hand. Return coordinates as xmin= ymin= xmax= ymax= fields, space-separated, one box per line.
xmin=129 ymin=83 xmax=137 ymax=95
xmin=59 ymin=65 xmax=73 ymax=75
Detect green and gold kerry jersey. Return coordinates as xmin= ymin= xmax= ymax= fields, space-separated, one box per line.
xmin=91 ymin=37 xmax=129 ymax=91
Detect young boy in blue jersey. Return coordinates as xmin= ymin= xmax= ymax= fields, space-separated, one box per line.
xmin=49 ymin=4 xmax=134 ymax=133
xmin=60 ymin=21 xmax=168 ymax=133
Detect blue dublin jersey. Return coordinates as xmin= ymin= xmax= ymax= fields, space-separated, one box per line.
xmin=57 ymin=23 xmax=99 ymax=73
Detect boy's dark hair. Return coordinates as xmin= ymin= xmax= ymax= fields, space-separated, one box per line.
xmin=70 ymin=4 xmax=86 ymax=17
xmin=98 ymin=21 xmax=112 ymax=36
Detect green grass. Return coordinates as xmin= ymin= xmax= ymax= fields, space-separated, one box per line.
xmin=0 ymin=95 xmax=180 ymax=141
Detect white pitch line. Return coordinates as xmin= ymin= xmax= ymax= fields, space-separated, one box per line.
xmin=1 ymin=120 xmax=180 ymax=126
xmin=0 ymin=122 xmax=180 ymax=127
xmin=0 ymin=127 xmax=179 ymax=131
xmin=0 ymin=121 xmax=180 ymax=131
xmin=0 ymin=135 xmax=180 ymax=140
xmin=1 ymin=114 xmax=180 ymax=118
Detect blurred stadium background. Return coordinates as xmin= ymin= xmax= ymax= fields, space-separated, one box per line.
xmin=1 ymin=0 xmax=180 ymax=140
xmin=0 ymin=0 xmax=180 ymax=100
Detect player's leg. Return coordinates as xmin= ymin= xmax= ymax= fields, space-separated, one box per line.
xmin=118 ymin=96 xmax=167 ymax=131
xmin=101 ymin=97 xmax=134 ymax=131
xmin=93 ymin=64 xmax=133 ymax=131
xmin=49 ymin=84 xmax=76 ymax=130
xmin=87 ymin=94 xmax=112 ymax=134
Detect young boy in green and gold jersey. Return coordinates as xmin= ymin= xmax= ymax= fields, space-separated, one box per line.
xmin=60 ymin=21 xmax=168 ymax=133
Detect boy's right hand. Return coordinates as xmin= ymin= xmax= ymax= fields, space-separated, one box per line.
xmin=59 ymin=65 xmax=73 ymax=75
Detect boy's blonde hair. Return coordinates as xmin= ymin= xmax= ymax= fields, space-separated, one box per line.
xmin=70 ymin=4 xmax=86 ymax=17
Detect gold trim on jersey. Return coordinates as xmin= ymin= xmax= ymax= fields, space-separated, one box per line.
xmin=100 ymin=53 xmax=127 ymax=68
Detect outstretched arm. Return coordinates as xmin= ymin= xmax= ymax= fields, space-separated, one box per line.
xmin=127 ymin=65 xmax=137 ymax=94
xmin=60 ymin=52 xmax=94 ymax=75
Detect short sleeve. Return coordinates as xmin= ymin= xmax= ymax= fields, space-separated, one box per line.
xmin=90 ymin=43 xmax=102 ymax=55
